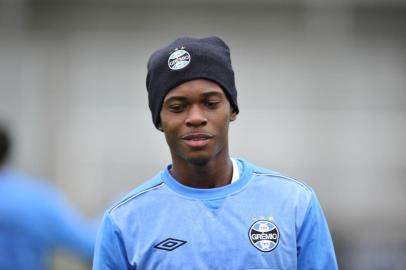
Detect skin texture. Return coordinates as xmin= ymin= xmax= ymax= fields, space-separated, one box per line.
xmin=159 ymin=79 xmax=237 ymax=188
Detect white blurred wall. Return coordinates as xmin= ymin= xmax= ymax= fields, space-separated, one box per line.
xmin=1 ymin=1 xmax=406 ymax=268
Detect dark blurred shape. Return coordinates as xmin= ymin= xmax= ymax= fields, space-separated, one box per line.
xmin=0 ymin=124 xmax=10 ymax=166
xmin=0 ymin=124 xmax=95 ymax=270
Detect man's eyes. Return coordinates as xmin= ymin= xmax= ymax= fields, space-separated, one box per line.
xmin=167 ymin=100 xmax=221 ymax=112
xmin=168 ymin=104 xmax=185 ymax=112
xmin=204 ymin=100 xmax=220 ymax=109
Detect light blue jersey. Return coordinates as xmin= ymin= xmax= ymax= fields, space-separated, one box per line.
xmin=93 ymin=159 xmax=338 ymax=270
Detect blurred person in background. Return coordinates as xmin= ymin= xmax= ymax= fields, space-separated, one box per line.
xmin=93 ymin=36 xmax=338 ymax=269
xmin=0 ymin=123 xmax=96 ymax=270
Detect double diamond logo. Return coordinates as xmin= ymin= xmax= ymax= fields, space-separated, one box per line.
xmin=154 ymin=238 xmax=187 ymax=251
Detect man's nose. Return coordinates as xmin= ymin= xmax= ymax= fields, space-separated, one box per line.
xmin=185 ymin=105 xmax=207 ymax=127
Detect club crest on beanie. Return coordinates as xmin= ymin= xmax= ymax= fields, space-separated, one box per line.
xmin=146 ymin=36 xmax=239 ymax=129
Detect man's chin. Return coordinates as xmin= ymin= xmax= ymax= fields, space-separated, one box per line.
xmin=186 ymin=155 xmax=211 ymax=167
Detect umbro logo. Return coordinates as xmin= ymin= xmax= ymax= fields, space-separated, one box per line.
xmin=154 ymin=238 xmax=187 ymax=251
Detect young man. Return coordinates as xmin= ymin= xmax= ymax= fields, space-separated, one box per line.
xmin=93 ymin=36 xmax=338 ymax=269
xmin=0 ymin=124 xmax=95 ymax=270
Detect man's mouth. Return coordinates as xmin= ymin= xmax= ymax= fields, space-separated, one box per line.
xmin=181 ymin=133 xmax=213 ymax=140
xmin=181 ymin=133 xmax=213 ymax=147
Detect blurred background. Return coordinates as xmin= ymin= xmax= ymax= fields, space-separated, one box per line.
xmin=1 ymin=0 xmax=405 ymax=269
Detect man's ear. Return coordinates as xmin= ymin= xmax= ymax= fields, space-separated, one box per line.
xmin=230 ymin=110 xmax=237 ymax=122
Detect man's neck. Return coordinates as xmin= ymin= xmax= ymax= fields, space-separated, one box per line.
xmin=170 ymin=155 xmax=233 ymax=189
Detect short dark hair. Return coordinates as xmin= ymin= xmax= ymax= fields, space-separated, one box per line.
xmin=0 ymin=125 xmax=11 ymax=166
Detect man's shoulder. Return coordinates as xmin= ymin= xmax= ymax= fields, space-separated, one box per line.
xmin=243 ymin=159 xmax=314 ymax=194
xmin=107 ymin=172 xmax=165 ymax=216
xmin=242 ymin=160 xmax=315 ymax=212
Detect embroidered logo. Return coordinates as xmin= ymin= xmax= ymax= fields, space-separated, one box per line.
xmin=154 ymin=238 xmax=187 ymax=251
xmin=168 ymin=48 xmax=191 ymax=70
xmin=248 ymin=220 xmax=280 ymax=252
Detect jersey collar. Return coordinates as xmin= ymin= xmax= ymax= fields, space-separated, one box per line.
xmin=161 ymin=159 xmax=253 ymax=200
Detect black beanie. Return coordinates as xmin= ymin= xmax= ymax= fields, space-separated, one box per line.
xmin=146 ymin=36 xmax=239 ymax=129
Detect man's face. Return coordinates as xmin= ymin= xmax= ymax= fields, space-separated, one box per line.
xmin=160 ymin=79 xmax=237 ymax=166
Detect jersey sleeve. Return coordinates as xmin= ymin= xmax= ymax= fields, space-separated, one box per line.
xmin=297 ymin=191 xmax=338 ymax=270
xmin=93 ymin=212 xmax=132 ymax=270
